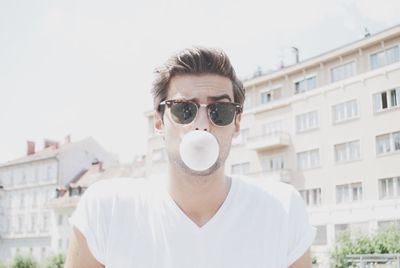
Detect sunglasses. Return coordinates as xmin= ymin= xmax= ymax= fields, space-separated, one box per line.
xmin=159 ymin=99 xmax=243 ymax=127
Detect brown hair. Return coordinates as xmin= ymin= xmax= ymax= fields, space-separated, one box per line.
xmin=152 ymin=47 xmax=245 ymax=116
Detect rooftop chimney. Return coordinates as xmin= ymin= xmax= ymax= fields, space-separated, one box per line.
xmin=364 ymin=27 xmax=371 ymax=38
xmin=64 ymin=135 xmax=71 ymax=144
xmin=44 ymin=139 xmax=59 ymax=149
xmin=27 ymin=141 xmax=35 ymax=156
xmin=292 ymin=47 xmax=299 ymax=64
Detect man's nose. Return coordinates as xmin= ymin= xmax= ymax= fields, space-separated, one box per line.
xmin=194 ymin=106 xmax=210 ymax=131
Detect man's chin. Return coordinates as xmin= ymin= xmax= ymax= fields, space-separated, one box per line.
xmin=177 ymin=160 xmax=221 ymax=177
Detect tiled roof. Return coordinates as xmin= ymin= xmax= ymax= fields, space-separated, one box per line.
xmin=0 ymin=137 xmax=96 ymax=167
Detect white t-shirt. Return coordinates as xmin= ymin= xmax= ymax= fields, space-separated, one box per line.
xmin=69 ymin=176 xmax=316 ymax=268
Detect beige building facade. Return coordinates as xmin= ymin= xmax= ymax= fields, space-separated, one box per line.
xmin=145 ymin=25 xmax=400 ymax=265
xmin=0 ymin=137 xmax=117 ymax=263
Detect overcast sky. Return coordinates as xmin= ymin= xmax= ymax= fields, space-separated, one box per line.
xmin=1 ymin=0 xmax=399 ymax=164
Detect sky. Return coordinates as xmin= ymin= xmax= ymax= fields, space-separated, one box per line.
xmin=1 ymin=0 xmax=400 ymax=164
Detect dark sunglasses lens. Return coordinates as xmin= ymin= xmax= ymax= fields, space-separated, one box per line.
xmin=209 ymin=103 xmax=236 ymax=126
xmin=170 ymin=102 xmax=197 ymax=124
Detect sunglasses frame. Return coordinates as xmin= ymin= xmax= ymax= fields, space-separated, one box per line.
xmin=159 ymin=99 xmax=243 ymax=127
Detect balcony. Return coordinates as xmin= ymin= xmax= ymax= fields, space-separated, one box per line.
xmin=246 ymin=131 xmax=290 ymax=152
xmin=246 ymin=169 xmax=292 ymax=183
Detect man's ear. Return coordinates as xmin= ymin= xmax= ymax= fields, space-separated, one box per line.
xmin=232 ymin=113 xmax=241 ymax=138
xmin=154 ymin=111 xmax=164 ymax=135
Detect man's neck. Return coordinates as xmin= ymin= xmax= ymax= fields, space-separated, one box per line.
xmin=167 ymin=165 xmax=231 ymax=227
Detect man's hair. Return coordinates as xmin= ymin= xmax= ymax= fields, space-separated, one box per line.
xmin=152 ymin=47 xmax=245 ymax=116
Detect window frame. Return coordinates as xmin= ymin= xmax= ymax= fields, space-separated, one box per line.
xmin=331 ymin=98 xmax=359 ymax=124
xmin=330 ymin=60 xmax=356 ymax=83
xmin=334 ymin=140 xmax=361 ymax=163
xmin=259 ymin=84 xmax=282 ymax=105
xmin=293 ymin=73 xmax=318 ymax=94
xmin=296 ymin=110 xmax=320 ymax=133
xmin=297 ymin=148 xmax=320 ymax=170
xmin=369 ymin=44 xmax=400 ymax=70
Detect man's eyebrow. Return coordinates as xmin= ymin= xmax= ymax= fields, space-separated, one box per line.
xmin=207 ymin=94 xmax=232 ymax=102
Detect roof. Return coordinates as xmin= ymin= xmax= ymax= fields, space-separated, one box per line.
xmin=71 ymin=162 xmax=146 ymax=188
xmin=0 ymin=137 xmax=98 ymax=168
xmin=243 ymin=24 xmax=400 ymax=87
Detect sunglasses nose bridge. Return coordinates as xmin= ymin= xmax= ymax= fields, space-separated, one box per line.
xmin=194 ymin=104 xmax=211 ymax=131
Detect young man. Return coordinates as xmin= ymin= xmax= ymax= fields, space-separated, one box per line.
xmin=65 ymin=47 xmax=316 ymax=268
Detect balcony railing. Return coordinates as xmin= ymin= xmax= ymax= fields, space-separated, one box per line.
xmin=246 ymin=131 xmax=290 ymax=151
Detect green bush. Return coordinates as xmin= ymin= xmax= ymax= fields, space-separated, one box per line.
xmin=43 ymin=254 xmax=65 ymax=268
xmin=331 ymin=225 xmax=400 ymax=268
xmin=11 ymin=255 xmax=38 ymax=268
xmin=0 ymin=260 xmax=8 ymax=268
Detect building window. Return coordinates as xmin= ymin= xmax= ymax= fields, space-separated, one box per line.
xmin=41 ymin=247 xmax=46 ymax=260
xmin=378 ymin=220 xmax=400 ymax=231
xmin=334 ymin=140 xmax=360 ymax=163
xmin=332 ymin=99 xmax=358 ymax=123
xmin=42 ymin=214 xmax=49 ymax=232
xmin=335 ymin=223 xmax=368 ymax=240
xmin=331 ymin=61 xmax=356 ymax=82
xmin=32 ymin=192 xmax=37 ymax=208
xmin=262 ymin=120 xmax=283 ymax=135
xmin=376 ymin=131 xmax=400 ymax=155
xmin=296 ymin=111 xmax=319 ymax=132
xmin=379 ymin=177 xmax=400 ymax=199
xmin=299 ymin=188 xmax=321 ymax=206
xmin=370 ymin=45 xmax=400 ymax=69
xmin=373 ymin=88 xmax=400 ymax=112
xmin=260 ymin=87 xmax=282 ymax=105
xmin=297 ymin=149 xmax=320 ymax=170
xmin=58 ymin=215 xmax=63 ymax=226
xmin=260 ymin=91 xmax=272 ymax=104
xmin=58 ymin=239 xmax=62 ymax=249
xmin=313 ymin=225 xmax=327 ymax=245
xmin=69 ymin=187 xmax=82 ymax=197
xmin=233 ymin=128 xmax=249 ymax=145
xmin=294 ymin=75 xmax=317 ymax=94
xmin=19 ymin=193 xmax=25 ymax=208
xmin=30 ymin=214 xmax=37 ymax=232
xmin=231 ymin=162 xmax=250 ymax=175
xmin=336 ymin=182 xmax=363 ymax=203
xmin=261 ymin=155 xmax=284 ymax=171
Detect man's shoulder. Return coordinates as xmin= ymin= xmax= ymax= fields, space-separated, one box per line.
xmin=88 ymin=176 xmax=147 ymax=190
xmin=83 ymin=177 xmax=151 ymax=201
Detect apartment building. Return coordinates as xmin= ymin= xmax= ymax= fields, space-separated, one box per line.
xmin=0 ymin=136 xmax=117 ymax=263
xmin=145 ymin=25 xmax=400 ymax=265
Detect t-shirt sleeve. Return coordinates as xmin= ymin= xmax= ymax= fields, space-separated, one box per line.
xmin=286 ymin=186 xmax=316 ymax=267
xmin=68 ymin=180 xmax=112 ymax=265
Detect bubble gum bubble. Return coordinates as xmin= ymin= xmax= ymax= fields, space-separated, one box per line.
xmin=179 ymin=131 xmax=219 ymax=171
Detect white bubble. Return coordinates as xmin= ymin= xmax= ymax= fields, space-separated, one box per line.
xmin=179 ymin=131 xmax=219 ymax=171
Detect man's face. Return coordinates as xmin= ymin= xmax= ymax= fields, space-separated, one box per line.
xmin=154 ymin=74 xmax=241 ymax=176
